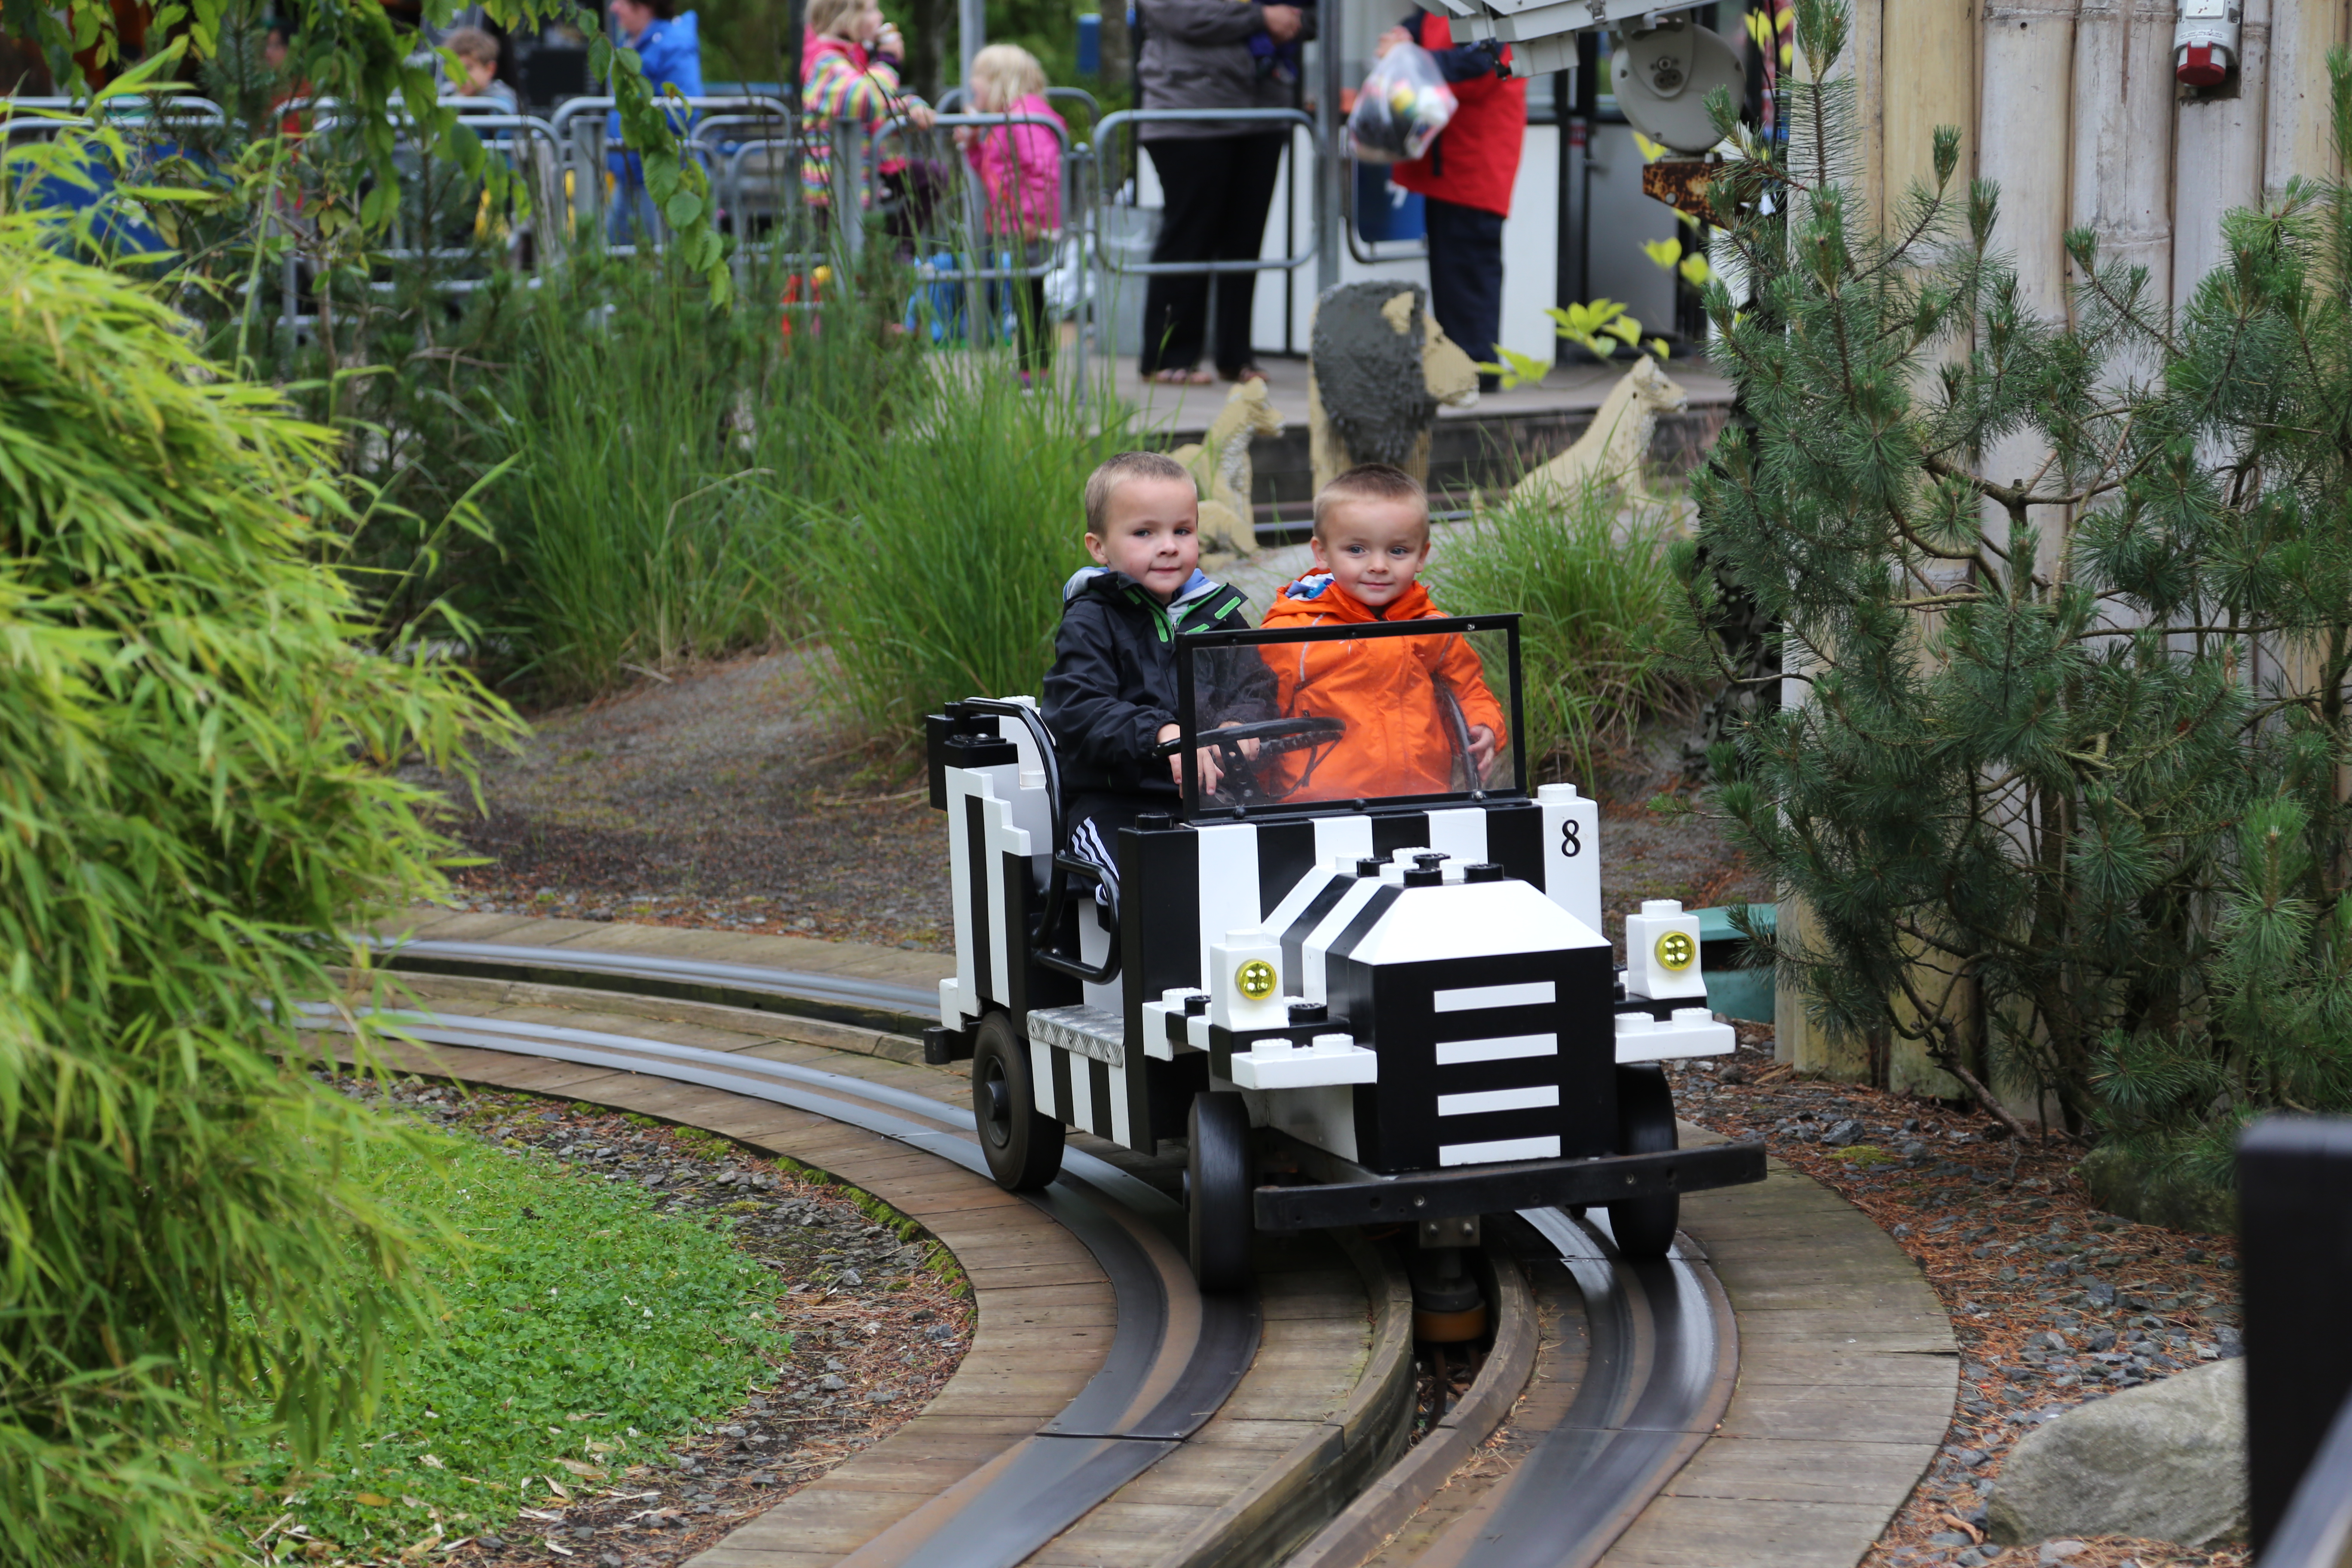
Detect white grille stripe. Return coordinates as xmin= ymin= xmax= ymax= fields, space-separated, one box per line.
xmin=1437 ymin=1084 xmax=1560 ymax=1116
xmin=1440 ymin=1134 xmax=1562 ymax=1166
xmin=1433 ymin=980 xmax=1556 ymax=1013
xmin=1435 ymin=1032 xmax=1559 ymax=1065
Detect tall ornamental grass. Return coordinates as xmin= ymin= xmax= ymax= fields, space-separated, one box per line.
xmin=0 ymin=210 xmax=513 ymax=1561
xmin=496 ymin=262 xmax=907 ymax=699
xmin=800 ymin=370 xmax=1127 ymax=742
xmin=1430 ymin=476 xmax=1691 ymax=783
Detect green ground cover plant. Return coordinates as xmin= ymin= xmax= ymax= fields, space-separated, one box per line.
xmin=1431 ymin=478 xmax=1690 ymax=783
xmin=1689 ymin=0 xmax=2352 ymax=1179
xmin=221 ymin=1129 xmax=783 ymax=1554
xmin=0 ymin=191 xmax=512 ymax=1559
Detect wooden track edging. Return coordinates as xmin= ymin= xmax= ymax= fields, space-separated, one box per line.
xmin=1164 ymin=1230 xmax=1419 ymax=1568
xmin=314 ymin=1014 xmax=1115 ymax=1568
xmin=321 ymin=978 xmax=1427 ymax=1568
xmin=1592 ymin=1156 xmax=1957 ymax=1568
xmin=1281 ymin=1256 xmax=1541 ymax=1568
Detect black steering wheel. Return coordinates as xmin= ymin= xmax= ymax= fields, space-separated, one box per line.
xmin=1152 ymin=715 xmax=1345 ymax=758
xmin=1153 ymin=716 xmax=1348 ymax=804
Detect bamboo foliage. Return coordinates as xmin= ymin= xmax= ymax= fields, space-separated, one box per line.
xmin=0 ymin=203 xmax=515 ymax=1559
xmin=1690 ymin=0 xmax=2352 ymax=1164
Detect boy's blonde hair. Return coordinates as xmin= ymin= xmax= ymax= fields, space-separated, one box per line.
xmin=444 ymin=25 xmax=499 ymax=67
xmin=968 ymin=42 xmax=1047 ymax=110
xmin=1083 ymin=450 xmax=1192 ymax=537
xmin=1312 ymin=463 xmax=1429 ymax=539
xmin=806 ymin=0 xmax=867 ymax=42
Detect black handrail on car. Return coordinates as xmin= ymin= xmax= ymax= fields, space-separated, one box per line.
xmin=2243 ymin=1116 xmax=2352 ymax=1566
xmin=953 ymin=698 xmax=1119 ymax=987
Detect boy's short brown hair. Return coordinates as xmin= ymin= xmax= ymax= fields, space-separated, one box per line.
xmin=1312 ymin=462 xmax=1428 ymax=539
xmin=1083 ymin=450 xmax=1193 ymax=537
xmin=443 ymin=25 xmax=499 ymax=66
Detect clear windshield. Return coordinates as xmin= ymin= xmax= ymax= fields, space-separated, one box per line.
xmin=1173 ymin=620 xmax=1523 ymax=814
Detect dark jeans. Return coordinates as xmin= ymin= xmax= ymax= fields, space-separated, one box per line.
xmin=1424 ymin=195 xmax=1506 ymax=389
xmin=1140 ymin=133 xmax=1286 ymax=377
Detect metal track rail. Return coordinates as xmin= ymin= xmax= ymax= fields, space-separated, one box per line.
xmin=298 ymin=1003 xmax=1259 ymax=1568
xmin=343 ymin=935 xmax=1737 ymax=1568
xmin=1449 ymin=1209 xmax=1734 ymax=1568
xmin=358 ymin=933 xmax=939 ymax=1035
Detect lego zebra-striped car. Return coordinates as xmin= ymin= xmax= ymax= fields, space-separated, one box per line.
xmin=922 ymin=612 xmax=1765 ymax=1291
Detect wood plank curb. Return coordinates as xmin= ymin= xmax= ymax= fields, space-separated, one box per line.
xmin=1282 ymin=1253 xmax=1541 ymax=1568
xmin=1163 ymin=1230 xmax=1419 ymax=1568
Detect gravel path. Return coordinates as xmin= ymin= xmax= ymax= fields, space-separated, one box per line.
xmin=416 ymin=653 xmax=950 ymax=950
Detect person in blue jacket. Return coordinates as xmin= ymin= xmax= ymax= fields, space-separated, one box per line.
xmin=605 ymin=0 xmax=704 ymax=244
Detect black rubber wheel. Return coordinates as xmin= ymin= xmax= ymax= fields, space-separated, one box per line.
xmin=972 ymin=1012 xmax=1064 ymax=1192
xmin=1608 ymin=1063 xmax=1680 ymax=1258
xmin=1187 ymin=1091 xmax=1254 ymax=1292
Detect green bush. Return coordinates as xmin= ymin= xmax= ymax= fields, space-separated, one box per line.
xmin=800 ymin=371 xmax=1126 ymax=744
xmin=1429 ymin=477 xmax=1690 ymax=783
xmin=1690 ymin=0 xmax=2352 ymax=1158
xmin=222 ymin=1134 xmax=782 ymax=1551
xmin=0 ymin=209 xmax=512 ymax=1560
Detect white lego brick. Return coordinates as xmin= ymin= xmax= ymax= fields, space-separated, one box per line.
xmin=1229 ymin=1034 xmax=1379 ymax=1090
xmin=1208 ymin=931 xmax=1287 ymax=1031
xmin=1140 ymin=987 xmax=1206 ymax=1061
xmin=1536 ymin=782 xmax=1601 ymax=937
xmin=1625 ymin=898 xmax=1708 ymax=1001
xmin=1615 ymin=1006 xmax=1736 ymax=1063
xmin=1196 ymin=823 xmax=1261 ymax=985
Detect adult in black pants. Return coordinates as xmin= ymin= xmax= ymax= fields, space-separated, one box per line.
xmin=1135 ymin=0 xmax=1311 ymax=384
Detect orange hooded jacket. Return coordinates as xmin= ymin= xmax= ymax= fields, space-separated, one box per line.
xmin=1258 ymin=573 xmax=1507 ymax=803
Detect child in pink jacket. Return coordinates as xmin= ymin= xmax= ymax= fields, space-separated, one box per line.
xmin=957 ymin=44 xmax=1066 ymax=378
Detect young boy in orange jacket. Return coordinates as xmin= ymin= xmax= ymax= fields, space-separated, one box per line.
xmin=1259 ymin=463 xmax=1506 ymax=801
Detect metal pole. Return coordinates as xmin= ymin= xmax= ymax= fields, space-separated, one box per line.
xmin=961 ymin=0 xmax=986 ymax=88
xmin=1315 ymin=10 xmax=1342 ymax=295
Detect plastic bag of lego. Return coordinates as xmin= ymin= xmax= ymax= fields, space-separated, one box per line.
xmin=1347 ymin=43 xmax=1456 ymax=164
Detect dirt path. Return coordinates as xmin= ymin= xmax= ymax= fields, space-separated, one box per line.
xmin=418 ymin=652 xmax=1767 ymax=952
xmin=414 ymin=653 xmax=950 ymax=950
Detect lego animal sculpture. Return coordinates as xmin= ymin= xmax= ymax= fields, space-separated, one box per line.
xmin=1508 ymin=353 xmax=1688 ymax=507
xmin=1171 ymin=379 xmax=1284 ymax=564
xmin=1307 ymin=283 xmax=1482 ymax=491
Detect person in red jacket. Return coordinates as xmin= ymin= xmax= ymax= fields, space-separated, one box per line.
xmin=1378 ymin=15 xmax=1526 ymax=391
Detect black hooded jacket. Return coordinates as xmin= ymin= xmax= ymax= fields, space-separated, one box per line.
xmin=1042 ymin=567 xmax=1271 ymax=797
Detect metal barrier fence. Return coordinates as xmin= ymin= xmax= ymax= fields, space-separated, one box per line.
xmin=876 ymin=110 xmax=1084 ymax=388
xmin=547 ymin=94 xmax=793 ymax=254
xmin=5 ymin=87 xmax=1345 ymax=380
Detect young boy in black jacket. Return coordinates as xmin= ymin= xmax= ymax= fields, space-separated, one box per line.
xmin=1042 ymin=450 xmax=1267 ymax=916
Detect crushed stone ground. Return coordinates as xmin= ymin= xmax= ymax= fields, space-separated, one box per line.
xmin=1666 ymin=1034 xmax=2246 ymax=1568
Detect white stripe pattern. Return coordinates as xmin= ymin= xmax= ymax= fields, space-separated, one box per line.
xmin=1433 ymin=980 xmax=1557 ymax=1013
xmin=1436 ymin=1084 xmax=1560 ymax=1116
xmin=1434 ymin=1032 xmax=1559 ymax=1065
